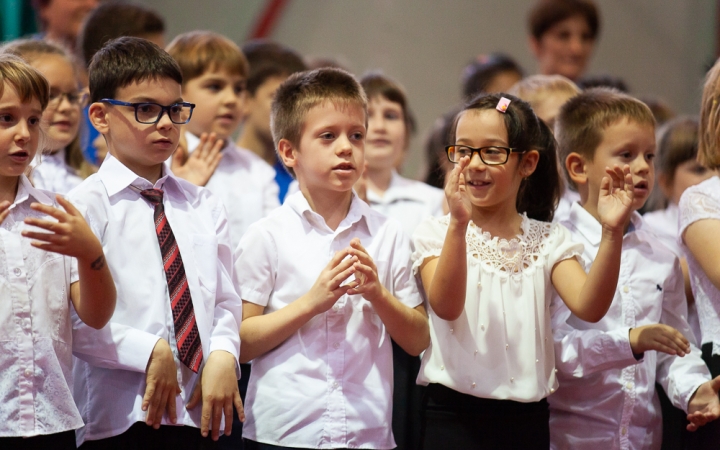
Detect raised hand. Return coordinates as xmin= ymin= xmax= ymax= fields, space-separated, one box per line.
xmin=301 ymin=248 xmax=358 ymax=315
xmin=346 ymin=238 xmax=385 ymax=303
xmin=186 ymin=350 xmax=244 ymax=441
xmin=0 ymin=200 xmax=10 ymax=224
xmin=444 ymin=156 xmax=472 ymax=225
xmin=23 ymin=195 xmax=104 ymax=265
xmin=597 ymin=164 xmax=635 ymax=232
xmin=143 ymin=339 xmax=181 ymax=428
xmin=172 ymin=132 xmax=223 ymax=187
xmin=629 ymin=324 xmax=690 ymax=356
xmin=687 ymin=376 xmax=720 ymax=431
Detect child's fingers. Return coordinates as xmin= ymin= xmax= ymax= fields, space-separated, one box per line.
xmin=168 ymin=389 xmax=178 ymax=424
xmin=22 ymin=230 xmax=64 ymax=244
xmin=23 ymin=217 xmax=63 ymax=232
xmin=599 ymin=175 xmax=611 ymax=198
xmin=330 ymin=262 xmax=356 ymax=290
xmin=0 ymin=209 xmax=9 ymax=224
xmin=142 ymin=381 xmax=155 ymax=412
xmin=186 ymin=382 xmax=202 ymax=410
xmin=212 ymin=402 xmax=223 ymax=440
xmin=223 ymin=399 xmax=234 ymax=436
xmin=200 ymin=398 xmax=211 ymax=437
xmin=55 ymin=195 xmax=82 ymax=217
xmin=326 ymin=249 xmax=351 ymax=270
xmin=234 ymin=392 xmax=245 ymax=423
xmin=29 ymin=202 xmax=68 ymax=221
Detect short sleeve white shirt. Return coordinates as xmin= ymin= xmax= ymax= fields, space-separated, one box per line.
xmin=549 ymin=202 xmax=709 ymax=450
xmin=411 ymin=214 xmax=582 ymax=402
xmin=31 ymin=148 xmax=83 ymax=195
xmin=68 ymin=154 xmax=242 ymax=445
xmin=643 ymin=203 xmax=681 ymax=256
xmin=0 ymin=175 xmax=82 ymax=437
xmin=680 ymin=176 xmax=720 ymax=353
xmin=235 ymin=191 xmax=421 ymax=449
xmin=367 ymin=171 xmax=444 ymax=238
xmin=186 ymin=132 xmax=279 ymax=249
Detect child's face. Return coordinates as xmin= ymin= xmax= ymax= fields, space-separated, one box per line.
xmin=455 ymin=109 xmax=529 ymax=211
xmin=664 ymin=160 xmax=717 ymax=205
xmin=182 ymin=67 xmax=245 ymax=141
xmin=288 ymin=101 xmax=365 ymax=194
xmin=586 ymin=119 xmax=656 ymax=212
xmin=0 ymin=83 xmax=42 ymax=179
xmin=484 ymin=70 xmax=523 ymax=95
xmin=532 ymin=14 xmax=594 ymax=81
xmin=365 ymin=95 xmax=406 ymax=171
xmin=534 ymin=91 xmax=576 ymax=130
xmin=33 ymin=54 xmax=81 ymax=152
xmin=242 ymin=75 xmax=286 ymax=142
xmin=93 ymin=77 xmax=182 ymax=177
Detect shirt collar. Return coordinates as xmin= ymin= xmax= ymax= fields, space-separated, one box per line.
xmin=15 ymin=174 xmax=55 ymax=207
xmin=286 ymin=190 xmax=370 ymax=233
xmin=566 ymin=201 xmax=643 ymax=246
xmin=98 ymin=153 xmax=182 ymax=198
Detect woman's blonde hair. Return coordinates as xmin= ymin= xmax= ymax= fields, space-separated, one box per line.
xmin=698 ymin=58 xmax=720 ymax=169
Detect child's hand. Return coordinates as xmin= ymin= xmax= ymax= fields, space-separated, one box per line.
xmin=444 ymin=156 xmax=472 ymax=225
xmin=629 ymin=324 xmax=690 ymax=356
xmin=172 ymin=132 xmax=223 ymax=187
xmin=0 ymin=200 xmax=11 ymax=224
xmin=597 ymin=164 xmax=635 ymax=233
xmin=303 ymin=249 xmax=357 ymax=315
xmin=22 ymin=195 xmax=104 ymax=265
xmin=687 ymin=376 xmax=720 ymax=431
xmin=186 ymin=350 xmax=244 ymax=441
xmin=347 ymin=238 xmax=386 ymax=303
xmin=143 ymin=339 xmax=181 ymax=428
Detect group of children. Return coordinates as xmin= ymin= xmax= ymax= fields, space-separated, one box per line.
xmin=3 ymin=8 xmax=720 ymax=450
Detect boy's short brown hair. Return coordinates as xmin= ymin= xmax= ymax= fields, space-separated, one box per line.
xmin=0 ymin=53 xmax=49 ymax=110
xmin=698 ymin=58 xmax=720 ymax=169
xmin=271 ymin=68 xmax=367 ymax=177
xmin=360 ymin=71 xmax=416 ymax=136
xmin=509 ymin=74 xmax=579 ymax=107
xmin=555 ymin=87 xmax=655 ymax=190
xmin=528 ymin=0 xmax=600 ymax=41
xmin=166 ymin=31 xmax=248 ymax=83
xmin=243 ymin=40 xmax=306 ymax=96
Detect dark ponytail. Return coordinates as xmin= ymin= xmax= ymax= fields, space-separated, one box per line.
xmin=451 ymin=93 xmax=561 ymax=222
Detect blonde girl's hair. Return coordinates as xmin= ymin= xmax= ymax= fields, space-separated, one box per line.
xmin=699 ymin=58 xmax=720 ymax=169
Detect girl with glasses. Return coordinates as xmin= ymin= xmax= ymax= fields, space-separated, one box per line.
xmin=2 ymin=39 xmax=95 ymax=194
xmin=411 ymin=92 xmax=636 ymax=449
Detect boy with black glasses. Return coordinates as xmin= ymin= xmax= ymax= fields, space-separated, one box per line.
xmin=69 ymin=37 xmax=243 ymax=449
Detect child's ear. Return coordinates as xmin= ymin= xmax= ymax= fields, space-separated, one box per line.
xmin=88 ymin=103 xmax=110 ymax=135
xmin=277 ymin=138 xmax=297 ymax=169
xmin=566 ymin=152 xmax=588 ymax=186
xmin=519 ymin=150 xmax=540 ymax=178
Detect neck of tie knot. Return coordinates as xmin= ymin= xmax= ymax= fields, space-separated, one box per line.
xmin=140 ymin=188 xmax=164 ymax=206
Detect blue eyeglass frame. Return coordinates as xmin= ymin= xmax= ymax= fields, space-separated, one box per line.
xmin=100 ymin=98 xmax=196 ymax=124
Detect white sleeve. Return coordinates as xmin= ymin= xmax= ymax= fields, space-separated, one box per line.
xmin=233 ymin=223 xmax=277 ymax=306
xmin=679 ymin=183 xmax=720 ymax=237
xmin=410 ymin=216 xmax=448 ymax=276
xmin=387 ymin=223 xmax=422 ymax=308
xmin=260 ymin=164 xmax=280 ymax=217
xmin=656 ymin=258 xmax=710 ymax=412
xmin=551 ymin=294 xmax=640 ymax=378
xmin=547 ymin=222 xmax=585 ymax=270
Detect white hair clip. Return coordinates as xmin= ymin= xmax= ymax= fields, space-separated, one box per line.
xmin=496 ymin=97 xmax=511 ymax=113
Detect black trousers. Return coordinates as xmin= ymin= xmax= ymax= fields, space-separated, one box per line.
xmin=244 ymin=441 xmax=351 ymax=450
xmin=419 ymin=383 xmax=549 ymax=450
xmin=0 ymin=430 xmax=76 ymax=450
xmin=79 ymin=422 xmax=217 ymax=450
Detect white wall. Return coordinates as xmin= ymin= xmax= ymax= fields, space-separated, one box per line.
xmin=146 ymin=0 xmax=716 ymax=178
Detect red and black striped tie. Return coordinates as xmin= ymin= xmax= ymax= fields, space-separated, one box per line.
xmin=140 ymin=188 xmax=203 ymax=373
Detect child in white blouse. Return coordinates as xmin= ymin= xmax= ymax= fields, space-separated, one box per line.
xmin=236 ymin=68 xmax=430 ymax=450
xmin=0 ymin=54 xmax=115 ymax=449
xmin=411 ymin=92 xmax=634 ymax=449
xmin=550 ymin=89 xmax=720 ymax=449
xmin=2 ymin=39 xmax=93 ymax=193
xmin=681 ymin=58 xmax=720 ymax=380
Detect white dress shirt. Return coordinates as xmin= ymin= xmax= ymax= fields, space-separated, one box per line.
xmin=411 ymin=214 xmax=583 ymax=402
xmin=0 ymin=175 xmax=82 ymax=437
xmin=31 ymin=148 xmax=83 ymax=195
xmin=680 ymin=176 xmax=720 ymax=354
xmin=553 ymin=188 xmax=581 ymax=223
xmin=235 ymin=191 xmax=422 ymax=449
xmin=367 ymin=170 xmax=444 ymax=238
xmin=68 ymin=154 xmax=242 ymax=445
xmin=186 ymin=132 xmax=279 ymax=249
xmin=549 ymin=202 xmax=710 ymax=450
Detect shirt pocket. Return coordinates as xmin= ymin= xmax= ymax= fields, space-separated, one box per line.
xmin=191 ymin=234 xmax=218 ymax=296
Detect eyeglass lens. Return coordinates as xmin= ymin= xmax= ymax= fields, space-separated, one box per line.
xmin=135 ymin=103 xmax=192 ymax=124
xmin=447 ymin=145 xmax=508 ymax=164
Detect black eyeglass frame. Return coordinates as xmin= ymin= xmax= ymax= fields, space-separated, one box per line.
xmin=48 ymin=90 xmax=89 ymax=108
xmin=100 ymin=98 xmax=196 ymax=125
xmin=445 ymin=144 xmax=526 ymax=165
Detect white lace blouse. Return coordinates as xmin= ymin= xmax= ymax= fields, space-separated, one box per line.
xmin=679 ymin=176 xmax=720 ymax=353
xmin=411 ymin=214 xmax=583 ymax=402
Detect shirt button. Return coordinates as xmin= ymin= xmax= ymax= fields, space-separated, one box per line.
xmin=474 ymin=350 xmax=478 ymax=355
xmin=626 ymin=382 xmax=633 ymax=390
xmin=510 ymin=377 xmax=514 ymax=382
xmin=440 ymin=365 xmax=445 ymax=371
xmin=536 ymin=359 xmax=539 ymax=363
xmin=471 ymin=382 xmax=476 ymax=388
xmin=332 ymin=382 xmax=339 ymax=389
xmin=13 ymin=268 xmax=21 ymax=276
xmin=477 ymin=282 xmax=482 ymax=288
xmin=24 ymin=369 xmax=32 ymax=377
xmin=623 ymin=286 xmax=629 ymax=293
xmin=450 ymin=328 xmax=454 ymax=333
xmin=621 ymin=427 xmax=627 ymax=436
xmin=480 ymin=325 xmax=485 ymax=331
xmin=333 ymin=342 xmax=340 ymax=349
xmin=332 ymin=304 xmax=340 ymax=312
xmin=506 ymin=344 xmax=509 ymax=350
xmin=550 ymin=388 xmax=555 ymax=393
